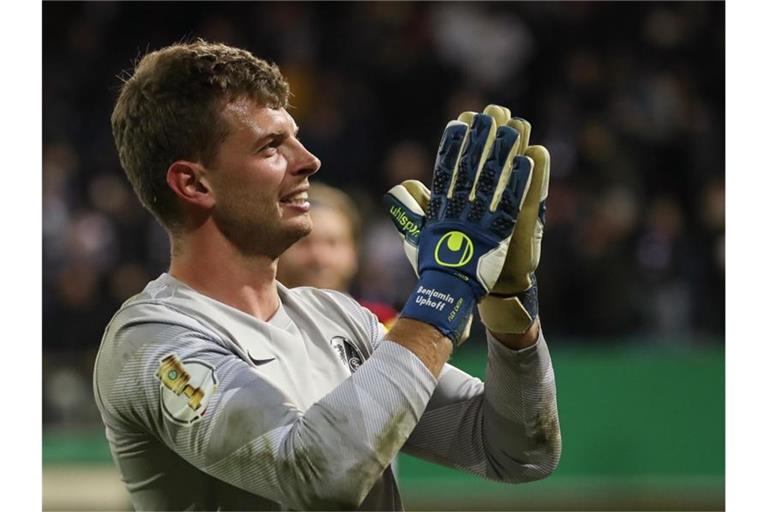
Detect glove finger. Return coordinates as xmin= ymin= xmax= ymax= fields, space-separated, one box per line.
xmin=489 ymin=155 xmax=533 ymax=239
xmin=507 ymin=117 xmax=531 ymax=154
xmin=492 ymin=154 xmax=532 ymax=213
xmin=401 ymin=179 xmax=431 ymax=211
xmin=520 ymin=145 xmax=550 ymax=226
xmin=482 ymin=104 xmax=511 ymax=127
xmin=470 ymin=106 xmax=517 ymax=206
xmin=504 ymin=146 xmax=550 ymax=285
xmin=447 ymin=112 xmax=496 ymax=219
xmin=468 ymin=124 xmax=520 ymax=221
xmin=457 ymin=111 xmax=476 ymax=125
xmin=430 ymin=120 xmax=469 ymax=220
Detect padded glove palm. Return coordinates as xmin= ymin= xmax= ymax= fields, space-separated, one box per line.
xmin=387 ymin=105 xmax=550 ymax=334
xmin=397 ymin=109 xmax=533 ymax=345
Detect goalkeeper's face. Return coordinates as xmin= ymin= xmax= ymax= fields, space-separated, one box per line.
xmin=205 ymin=98 xmax=321 ymax=258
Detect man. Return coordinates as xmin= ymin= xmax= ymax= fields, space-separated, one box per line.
xmin=94 ymin=40 xmax=560 ymax=511
xmin=276 ymin=182 xmax=398 ymax=327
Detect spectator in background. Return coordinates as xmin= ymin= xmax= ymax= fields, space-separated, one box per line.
xmin=40 ymin=2 xmax=724 ymax=449
xmin=43 ymin=1 xmax=725 ymax=355
xmin=277 ymin=182 xmax=398 ymax=327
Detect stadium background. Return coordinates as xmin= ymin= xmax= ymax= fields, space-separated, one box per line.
xmin=42 ymin=2 xmax=724 ymax=510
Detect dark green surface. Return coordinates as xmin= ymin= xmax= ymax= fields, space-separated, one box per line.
xmin=44 ymin=429 xmax=112 ymax=464
xmin=44 ymin=345 xmax=725 ymax=507
xmin=403 ymin=344 xmax=725 ymax=479
xmin=394 ymin=344 xmax=724 ymax=508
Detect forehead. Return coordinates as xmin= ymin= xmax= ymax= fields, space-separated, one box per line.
xmin=220 ymin=97 xmax=297 ymax=137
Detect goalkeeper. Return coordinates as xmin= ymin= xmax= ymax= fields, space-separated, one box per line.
xmin=94 ymin=40 xmax=560 ymax=511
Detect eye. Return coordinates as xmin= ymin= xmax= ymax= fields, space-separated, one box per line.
xmin=256 ymin=140 xmax=279 ymax=157
xmin=259 ymin=135 xmax=287 ymax=155
xmin=261 ymin=140 xmax=279 ymax=151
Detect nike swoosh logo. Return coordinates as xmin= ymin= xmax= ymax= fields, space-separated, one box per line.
xmin=248 ymin=355 xmax=276 ymax=366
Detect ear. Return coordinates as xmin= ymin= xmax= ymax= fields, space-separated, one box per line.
xmin=166 ymin=160 xmax=215 ymax=210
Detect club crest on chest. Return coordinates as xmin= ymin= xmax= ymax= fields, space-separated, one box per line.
xmin=330 ymin=335 xmax=364 ymax=373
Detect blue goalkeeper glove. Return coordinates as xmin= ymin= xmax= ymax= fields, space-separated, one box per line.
xmin=387 ymin=105 xmax=550 ymax=335
xmin=397 ymin=110 xmax=533 ymax=345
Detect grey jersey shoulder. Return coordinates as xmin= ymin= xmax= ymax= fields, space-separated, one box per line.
xmin=95 ymin=275 xmax=230 ymax=378
xmin=94 ymin=276 xmax=385 ymax=426
xmin=93 ymin=274 xmax=245 ymax=425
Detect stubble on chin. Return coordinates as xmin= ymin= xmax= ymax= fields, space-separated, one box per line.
xmin=270 ymin=219 xmax=312 ymax=259
xmin=213 ymin=204 xmax=313 ymax=260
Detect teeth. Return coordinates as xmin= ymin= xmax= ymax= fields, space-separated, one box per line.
xmin=281 ymin=192 xmax=308 ymax=204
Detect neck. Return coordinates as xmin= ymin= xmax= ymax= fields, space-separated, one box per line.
xmin=168 ymin=227 xmax=281 ymax=321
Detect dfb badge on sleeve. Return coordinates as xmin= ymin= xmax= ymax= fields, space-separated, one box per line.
xmin=155 ymin=354 xmax=218 ymax=425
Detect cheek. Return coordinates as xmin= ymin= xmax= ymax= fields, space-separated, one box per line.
xmin=222 ymin=158 xmax=283 ymax=197
xmin=215 ymin=179 xmax=277 ymax=228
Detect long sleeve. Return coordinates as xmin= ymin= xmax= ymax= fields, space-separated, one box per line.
xmin=95 ymin=323 xmax=438 ymax=510
xmin=402 ymin=328 xmax=561 ymax=483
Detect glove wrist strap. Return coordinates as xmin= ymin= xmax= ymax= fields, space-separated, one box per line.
xmin=400 ymin=270 xmax=477 ymax=346
xmin=478 ymin=275 xmax=539 ymax=334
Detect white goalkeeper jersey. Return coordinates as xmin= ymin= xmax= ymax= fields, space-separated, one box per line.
xmin=93 ymin=273 xmax=561 ymax=511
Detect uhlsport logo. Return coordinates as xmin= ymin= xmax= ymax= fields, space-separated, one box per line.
xmin=156 ymin=354 xmax=218 ymax=425
xmin=434 ymin=231 xmax=474 ymax=267
xmin=389 ymin=205 xmax=421 ymax=240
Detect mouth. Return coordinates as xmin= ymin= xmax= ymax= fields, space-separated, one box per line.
xmin=279 ymin=189 xmax=310 ymax=211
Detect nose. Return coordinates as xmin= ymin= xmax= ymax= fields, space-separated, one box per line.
xmin=290 ymin=139 xmax=321 ymax=177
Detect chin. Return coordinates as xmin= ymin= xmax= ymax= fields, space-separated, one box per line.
xmin=274 ymin=221 xmax=312 ymax=257
xmin=288 ymin=215 xmax=313 ymax=239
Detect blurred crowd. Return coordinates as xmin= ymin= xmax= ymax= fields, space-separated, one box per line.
xmin=43 ymin=2 xmax=724 ymax=426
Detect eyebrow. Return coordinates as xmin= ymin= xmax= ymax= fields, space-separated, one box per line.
xmin=252 ymin=125 xmax=300 ymax=150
